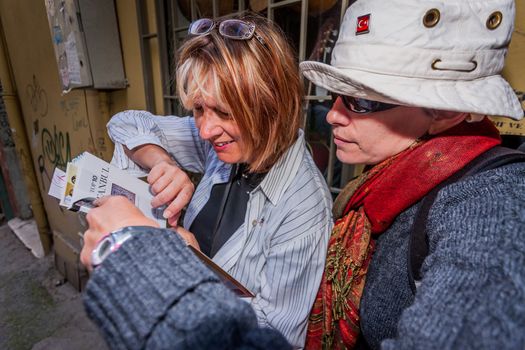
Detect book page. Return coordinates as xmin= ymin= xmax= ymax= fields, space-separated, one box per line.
xmin=69 ymin=152 xmax=166 ymax=227
xmin=60 ymin=162 xmax=78 ymax=208
xmin=48 ymin=167 xmax=66 ymax=200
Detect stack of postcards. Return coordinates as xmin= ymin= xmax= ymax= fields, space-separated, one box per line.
xmin=48 ymin=151 xmax=166 ymax=228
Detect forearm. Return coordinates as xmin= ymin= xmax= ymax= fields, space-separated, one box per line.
xmin=124 ymin=143 xmax=175 ymax=170
xmin=83 ymin=229 xmax=290 ymax=349
xmin=107 ymin=111 xmax=207 ymax=173
xmin=83 ymin=229 xmax=219 ymax=348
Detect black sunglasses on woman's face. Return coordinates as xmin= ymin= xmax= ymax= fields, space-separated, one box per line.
xmin=331 ymin=92 xmax=399 ymax=114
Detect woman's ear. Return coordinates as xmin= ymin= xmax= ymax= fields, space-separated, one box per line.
xmin=427 ymin=112 xmax=469 ymax=135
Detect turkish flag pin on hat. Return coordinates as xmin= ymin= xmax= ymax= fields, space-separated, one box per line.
xmin=356 ymin=14 xmax=370 ymax=35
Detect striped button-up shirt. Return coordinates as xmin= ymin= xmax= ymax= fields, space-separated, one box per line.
xmin=107 ymin=111 xmax=333 ymax=348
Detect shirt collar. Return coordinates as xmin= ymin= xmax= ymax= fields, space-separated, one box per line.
xmin=257 ymin=130 xmax=305 ymax=206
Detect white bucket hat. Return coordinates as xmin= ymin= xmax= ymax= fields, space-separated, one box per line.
xmin=300 ymin=0 xmax=523 ymax=120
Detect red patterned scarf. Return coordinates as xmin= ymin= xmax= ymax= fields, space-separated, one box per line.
xmin=305 ymin=118 xmax=501 ymax=349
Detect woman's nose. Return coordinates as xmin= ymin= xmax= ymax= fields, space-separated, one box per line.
xmin=326 ymin=98 xmax=351 ymax=127
xmin=199 ymin=112 xmax=222 ymax=140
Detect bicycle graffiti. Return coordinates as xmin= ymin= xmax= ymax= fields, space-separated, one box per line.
xmin=26 ymin=75 xmax=48 ymax=118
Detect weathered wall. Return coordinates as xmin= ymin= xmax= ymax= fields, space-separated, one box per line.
xmin=0 ymin=83 xmax=32 ymax=219
xmin=111 ymin=0 xmax=148 ymax=113
xmin=493 ymin=1 xmax=525 ymax=135
xmin=0 ymin=0 xmax=151 ymax=289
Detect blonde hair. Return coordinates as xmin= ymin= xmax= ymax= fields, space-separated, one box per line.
xmin=176 ymin=14 xmax=303 ymax=172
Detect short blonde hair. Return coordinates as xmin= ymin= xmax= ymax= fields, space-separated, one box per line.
xmin=176 ymin=14 xmax=303 ymax=172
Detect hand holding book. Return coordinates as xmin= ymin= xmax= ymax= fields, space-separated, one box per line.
xmin=146 ymin=159 xmax=195 ymax=227
xmin=49 ymin=152 xmax=253 ymax=298
xmin=79 ymin=195 xmax=254 ymax=298
xmin=79 ymin=196 xmax=161 ymax=270
xmin=124 ymin=144 xmax=195 ymax=227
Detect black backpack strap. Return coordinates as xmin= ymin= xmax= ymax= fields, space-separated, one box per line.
xmin=408 ymin=146 xmax=525 ymax=294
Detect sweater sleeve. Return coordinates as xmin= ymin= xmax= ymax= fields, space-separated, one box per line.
xmin=83 ymin=228 xmax=291 ymax=350
xmin=382 ymin=164 xmax=525 ymax=350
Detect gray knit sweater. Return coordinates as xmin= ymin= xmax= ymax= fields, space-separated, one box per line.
xmin=83 ymin=229 xmax=291 ymax=350
xmin=84 ymin=163 xmax=525 ymax=349
xmin=360 ymin=163 xmax=525 ymax=349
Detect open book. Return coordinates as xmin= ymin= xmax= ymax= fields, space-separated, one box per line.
xmin=48 ymin=152 xmax=254 ymax=298
xmin=50 ymin=151 xmax=166 ymax=227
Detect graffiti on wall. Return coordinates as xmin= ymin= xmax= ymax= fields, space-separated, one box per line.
xmin=39 ymin=125 xmax=71 ymax=170
xmin=24 ymin=74 xmax=72 ymax=192
xmin=96 ymin=137 xmax=107 ymax=153
xmin=60 ymin=98 xmax=88 ymax=131
xmin=37 ymin=125 xmax=71 ymax=192
xmin=26 ymin=75 xmax=48 ymax=118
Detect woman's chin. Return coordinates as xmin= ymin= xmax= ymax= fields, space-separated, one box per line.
xmin=336 ymin=149 xmax=364 ymax=165
xmin=217 ymin=153 xmax=244 ymax=165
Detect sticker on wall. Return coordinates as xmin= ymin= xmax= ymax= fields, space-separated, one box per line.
xmin=52 ymin=25 xmax=63 ymax=44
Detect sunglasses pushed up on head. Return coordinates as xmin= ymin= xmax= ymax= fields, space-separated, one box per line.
xmin=331 ymin=92 xmax=399 ymax=114
xmin=188 ymin=18 xmax=267 ymax=47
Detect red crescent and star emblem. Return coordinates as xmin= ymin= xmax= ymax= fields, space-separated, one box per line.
xmin=356 ymin=14 xmax=371 ymax=35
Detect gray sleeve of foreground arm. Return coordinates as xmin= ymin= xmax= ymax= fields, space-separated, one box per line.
xmin=83 ymin=228 xmax=291 ymax=350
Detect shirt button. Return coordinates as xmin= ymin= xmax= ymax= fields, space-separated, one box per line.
xmin=252 ymin=219 xmax=258 ymax=227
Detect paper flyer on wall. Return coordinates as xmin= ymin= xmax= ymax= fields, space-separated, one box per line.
xmin=48 ymin=151 xmax=166 ymax=228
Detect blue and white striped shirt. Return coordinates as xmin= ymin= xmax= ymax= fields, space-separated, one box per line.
xmin=107 ymin=111 xmax=333 ymax=348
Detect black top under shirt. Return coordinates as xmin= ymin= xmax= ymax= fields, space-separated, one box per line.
xmin=190 ymin=164 xmax=266 ymax=258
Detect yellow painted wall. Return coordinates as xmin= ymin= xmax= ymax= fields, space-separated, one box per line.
xmin=147 ymin=0 xmax=165 ymax=114
xmin=492 ymin=1 xmax=525 ymax=135
xmin=111 ymin=0 xmax=148 ymax=113
xmin=110 ymin=0 xmax=163 ymax=115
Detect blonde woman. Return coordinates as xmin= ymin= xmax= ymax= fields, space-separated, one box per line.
xmin=99 ymin=14 xmax=332 ymax=347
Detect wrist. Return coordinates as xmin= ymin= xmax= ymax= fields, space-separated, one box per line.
xmin=90 ymin=226 xmax=153 ymax=268
xmin=154 ymin=157 xmax=177 ymax=168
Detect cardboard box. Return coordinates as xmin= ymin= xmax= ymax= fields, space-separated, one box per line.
xmin=53 ymin=230 xmax=89 ymax=291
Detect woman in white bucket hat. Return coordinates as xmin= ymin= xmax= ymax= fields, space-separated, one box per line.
xmin=302 ymin=0 xmax=525 ymax=349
